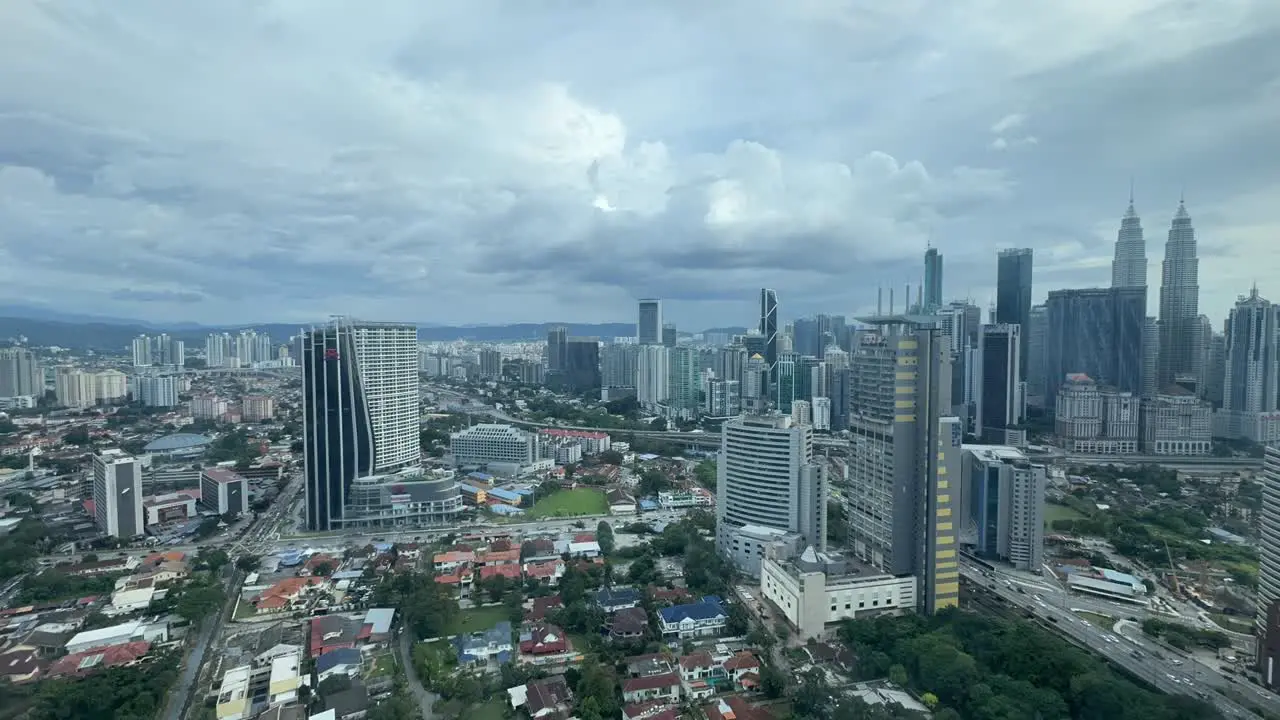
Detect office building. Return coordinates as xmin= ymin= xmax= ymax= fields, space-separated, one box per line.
xmin=343 ymin=469 xmax=463 ymax=527
xmin=792 ymin=318 xmax=822 ymax=359
xmin=1140 ymin=388 xmax=1211 ymax=455
xmin=1025 ymin=304 xmax=1048 ymax=407
xmin=637 ymin=345 xmax=670 ymax=412
xmin=300 ymin=320 xmax=420 ymax=531
xmin=713 ymin=346 xmax=746 ymax=384
xmin=995 ymin=248 xmax=1033 ymax=380
xmin=741 ymin=354 xmax=768 ymax=412
xmin=846 ymin=316 xmax=961 ymax=613
xmin=1204 ymin=330 xmax=1227 ymax=409
xmin=134 ymin=375 xmax=180 ymax=408
xmin=667 ymin=346 xmax=699 ymax=413
xmin=201 ymin=467 xmax=249 ymax=516
xmin=54 ymin=368 xmax=97 ymax=409
xmin=1158 ymin=200 xmax=1201 ymax=388
xmin=811 ymin=397 xmax=831 ymax=431
xmin=1054 ymin=374 xmax=1140 ymax=454
xmin=1257 ymin=446 xmax=1280 ymax=689
xmin=1141 ymin=317 xmax=1160 ymax=398
xmin=1111 ymin=190 xmax=1148 ymax=290
xmin=959 ymin=445 xmax=1045 ymax=571
xmin=717 ymin=414 xmax=827 ymax=570
xmin=976 ymin=324 xmax=1023 ymax=445
xmin=562 ymin=338 xmax=601 ymax=393
xmin=773 ymin=356 xmax=795 ymax=413
xmin=0 ymin=348 xmax=42 ymax=398
xmin=705 ymin=379 xmax=740 ymax=417
xmin=478 ymin=349 xmax=503 ymax=379
xmin=760 ymin=289 xmax=778 ymax=383
xmin=1216 ymin=288 xmax=1280 ymax=443
xmin=791 ymin=400 xmax=812 ymax=427
xmin=662 ymin=323 xmax=677 ymax=348
xmin=638 ymin=299 xmax=662 ymax=345
xmin=449 ymin=424 xmax=541 ymax=474
xmin=545 ymin=326 xmax=568 ymax=374
xmin=1043 ymin=287 xmax=1145 ymax=407
xmin=923 ymin=247 xmax=943 ymax=312
xmin=93 ymin=449 xmax=144 ymax=538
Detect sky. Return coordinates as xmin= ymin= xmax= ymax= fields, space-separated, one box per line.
xmin=1 ymin=1 xmax=1278 ymax=331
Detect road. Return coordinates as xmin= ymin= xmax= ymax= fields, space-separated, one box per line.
xmin=398 ymin=630 xmax=438 ymax=720
xmin=959 ymin=563 xmax=1275 ymax=719
xmin=161 ymin=569 xmax=243 ymax=720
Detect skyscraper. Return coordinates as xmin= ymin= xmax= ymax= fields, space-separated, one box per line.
xmin=1142 ymin=317 xmax=1160 ymax=397
xmin=716 ymin=414 xmax=827 ymax=556
xmin=760 ymin=288 xmax=778 ymax=382
xmin=301 ymin=320 xmax=419 ymax=531
xmin=996 ymin=249 xmax=1033 ymax=381
xmin=1257 ymin=447 xmax=1280 ymax=688
xmin=1111 ymin=190 xmax=1148 ymax=289
xmin=1025 ymin=304 xmax=1048 ymax=406
xmin=638 ymin=299 xmax=662 ymax=345
xmin=600 ymin=343 xmax=639 ymax=391
xmin=667 ymin=346 xmax=699 ymax=412
xmin=546 ymin=326 xmax=568 ymax=373
xmin=923 ymin=247 xmax=943 ymax=311
xmin=1043 ymin=287 xmax=1145 ymax=407
xmin=1158 ymin=200 xmax=1201 ymax=388
xmin=959 ymin=445 xmax=1045 ymax=572
xmin=1217 ymin=288 xmax=1280 ymax=441
xmin=93 ymin=449 xmax=144 ymax=538
xmin=661 ymin=323 xmax=677 ymax=348
xmin=976 ymin=324 xmax=1023 ymax=444
xmin=636 ymin=345 xmax=670 ymax=412
xmin=846 ymin=315 xmax=960 ymax=613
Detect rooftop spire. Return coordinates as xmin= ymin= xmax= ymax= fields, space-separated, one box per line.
xmin=1124 ymin=179 xmax=1137 ymax=219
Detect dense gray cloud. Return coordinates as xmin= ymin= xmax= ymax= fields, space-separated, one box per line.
xmin=0 ymin=0 xmax=1277 ymax=329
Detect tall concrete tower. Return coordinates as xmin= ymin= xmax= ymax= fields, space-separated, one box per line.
xmin=1111 ymin=187 xmax=1148 ymax=289
xmin=1157 ymin=199 xmax=1200 ymax=388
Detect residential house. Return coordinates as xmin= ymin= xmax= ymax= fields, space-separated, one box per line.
xmin=507 ymin=674 xmax=574 ymax=720
xmin=0 ymin=647 xmax=42 ymax=683
xmin=317 ymin=647 xmax=363 ymax=681
xmin=678 ymin=651 xmax=722 ymax=700
xmin=479 ymin=564 xmax=522 ymax=581
xmin=704 ymin=697 xmax=775 ymax=720
xmin=359 ymin=608 xmax=395 ymax=644
xmin=722 ymin=652 xmax=762 ymax=691
xmin=65 ymin=619 xmax=164 ymax=655
xmin=595 ymin=586 xmax=641 ymax=613
xmin=648 ymin=587 xmax=693 ymax=607
xmin=323 ymin=679 xmax=371 ymax=720
xmin=304 ymin=554 xmax=340 ymax=576
xmin=606 ymin=607 xmax=649 ymax=643
xmin=309 ymin=616 xmax=361 ymax=657
xmin=109 ymin=586 xmax=158 ymax=614
xmin=623 ymin=653 xmax=673 ymax=678
xmin=658 ymin=597 xmax=727 ymax=640
xmin=267 ymin=652 xmax=305 ymax=706
xmin=521 ymin=538 xmax=559 ymax=563
xmin=455 ymin=621 xmax=513 ymax=666
xmin=621 ymin=672 xmax=682 ymax=704
xmin=622 ymin=701 xmax=680 ymax=720
xmin=255 ymin=576 xmax=328 ymax=613
xmin=519 ymin=624 xmax=569 ymax=656
xmin=523 ymin=559 xmax=565 ymax=586
xmin=47 ymin=641 xmax=150 ymax=678
xmin=556 ymin=536 xmax=601 ymax=559
xmin=526 ymin=596 xmax=563 ymax=622
xmin=434 ymin=551 xmax=475 ymax=574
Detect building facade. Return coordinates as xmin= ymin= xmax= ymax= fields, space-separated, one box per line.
xmin=638 ymin=299 xmax=662 ymax=345
xmin=1140 ymin=389 xmax=1211 ymax=455
xmin=1111 ymin=193 xmax=1148 ymax=290
xmin=1054 ymin=374 xmax=1141 ymax=454
xmin=1157 ymin=201 xmax=1201 ymax=388
xmin=1044 ymin=287 xmax=1145 ymax=408
xmin=976 ymin=324 xmax=1023 ymax=445
xmin=93 ymin=449 xmax=144 ymax=538
xmin=201 ymin=467 xmax=249 ymax=516
xmin=1257 ymin=446 xmax=1280 ymax=689
xmin=959 ymin=445 xmax=1045 ymax=571
xmin=1216 ymin=288 xmax=1280 ymax=443
xmin=995 ymin=248 xmax=1033 ymax=380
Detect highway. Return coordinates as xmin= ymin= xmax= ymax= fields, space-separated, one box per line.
xmin=960 ymin=562 xmax=1276 ymax=719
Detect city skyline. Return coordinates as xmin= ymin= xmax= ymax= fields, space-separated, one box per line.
xmin=0 ymin=3 xmax=1276 ymax=328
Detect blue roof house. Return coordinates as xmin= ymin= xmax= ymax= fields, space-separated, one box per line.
xmin=594 ymin=586 xmax=642 ymax=613
xmin=658 ymin=597 xmax=727 ymax=640
xmin=454 ymin=621 xmax=513 ymax=666
xmin=316 ymin=647 xmax=364 ymax=681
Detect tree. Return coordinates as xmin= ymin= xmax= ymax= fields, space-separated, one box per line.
xmin=760 ymin=664 xmax=787 ymax=698
xmin=235 ymin=555 xmax=260 ymax=573
xmin=312 ymin=562 xmax=335 ymax=577
xmin=480 ymin=574 xmax=509 ymax=604
xmin=888 ymin=664 xmax=908 ymax=687
xmin=195 ymin=548 xmax=230 ymax=573
xmin=726 ymin=603 xmax=751 ymax=636
xmin=176 ymin=582 xmax=226 ymax=622
xmin=596 ymin=521 xmax=615 ymax=556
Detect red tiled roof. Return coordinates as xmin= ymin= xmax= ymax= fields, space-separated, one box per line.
xmin=679 ymin=651 xmax=714 ymax=670
xmin=479 ymin=564 xmax=521 ymax=580
xmin=47 ymin=641 xmax=150 ymax=678
xmin=723 ymin=651 xmax=760 ymax=671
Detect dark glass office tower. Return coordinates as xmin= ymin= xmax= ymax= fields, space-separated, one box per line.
xmin=1043 ymin=287 xmax=1145 ymax=406
xmin=924 ymin=247 xmax=943 ymax=311
xmin=546 ymin=326 xmax=568 ymax=373
xmin=638 ymin=299 xmax=662 ymax=345
xmin=760 ymin=288 xmax=778 ymax=382
xmin=564 ymin=338 xmax=602 ymax=393
xmin=996 ymin=248 xmax=1033 ymax=380
xmin=977 ymin=324 xmax=1021 ymax=443
xmin=301 ymin=324 xmax=373 ymax=532
xmin=792 ymin=317 xmax=822 ymax=358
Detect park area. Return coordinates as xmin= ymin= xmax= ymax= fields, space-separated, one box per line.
xmin=527 ymin=488 xmax=607 ymax=518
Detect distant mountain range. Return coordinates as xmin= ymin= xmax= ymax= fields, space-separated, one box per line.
xmin=0 ymin=305 xmax=750 ymax=351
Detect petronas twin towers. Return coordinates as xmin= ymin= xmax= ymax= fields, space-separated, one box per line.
xmin=1108 ymin=189 xmax=1201 ymax=391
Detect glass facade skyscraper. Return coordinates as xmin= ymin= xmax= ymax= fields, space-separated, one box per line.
xmin=1044 ymin=287 xmax=1145 ymax=407
xmin=996 ymin=248 xmax=1033 ymax=380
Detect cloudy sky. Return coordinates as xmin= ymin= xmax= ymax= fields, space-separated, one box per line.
xmin=1 ymin=1 xmax=1277 ymax=330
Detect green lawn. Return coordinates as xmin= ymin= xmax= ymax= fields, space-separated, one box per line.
xmin=461 ymin=699 xmax=506 ymax=720
xmin=528 ymin=488 xmax=608 ymax=518
xmin=232 ymin=598 xmax=257 ymax=619
xmin=1044 ymin=502 xmax=1088 ymax=528
xmin=368 ymin=652 xmax=396 ymax=678
xmin=451 ymin=605 xmax=513 ymax=636
xmin=1075 ymin=610 xmax=1114 ymax=631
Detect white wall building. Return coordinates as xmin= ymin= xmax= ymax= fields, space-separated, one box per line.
xmin=450 ymin=424 xmax=540 ymax=473
xmin=761 ymin=544 xmax=917 ymax=641
xmin=134 ymin=375 xmax=180 ymax=408
xmin=811 ymin=396 xmax=832 ymax=431
xmin=637 ymin=345 xmax=670 ymax=411
xmin=352 ymin=323 xmax=421 ymax=471
xmin=54 ymin=367 xmax=97 ymax=409
xmin=93 ymin=449 xmax=144 ymax=538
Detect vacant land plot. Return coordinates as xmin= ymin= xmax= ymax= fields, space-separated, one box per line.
xmin=528 ymin=488 xmax=608 ymax=518
xmin=451 ymin=604 xmax=512 ymax=636
xmin=1044 ymin=502 xmax=1088 ymax=528
xmin=461 ymin=699 xmax=506 ymax=720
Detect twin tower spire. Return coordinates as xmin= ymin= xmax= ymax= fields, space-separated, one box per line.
xmin=1109 ymin=186 xmax=1194 ymax=291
